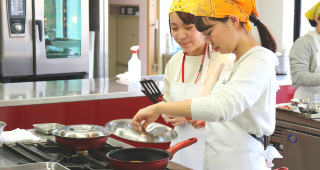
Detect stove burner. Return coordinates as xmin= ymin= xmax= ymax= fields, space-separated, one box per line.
xmin=2 ymin=139 xmax=173 ymax=170
xmin=70 ymin=155 xmax=86 ymax=164
xmin=76 ymin=150 xmax=88 ymax=155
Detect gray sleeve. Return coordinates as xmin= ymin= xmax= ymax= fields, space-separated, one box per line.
xmin=289 ymin=36 xmax=320 ymax=88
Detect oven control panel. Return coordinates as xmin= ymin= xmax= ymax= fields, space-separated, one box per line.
xmin=8 ymin=0 xmax=26 ymax=36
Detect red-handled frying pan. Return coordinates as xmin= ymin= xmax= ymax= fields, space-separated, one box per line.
xmin=106 ymin=138 xmax=197 ymax=170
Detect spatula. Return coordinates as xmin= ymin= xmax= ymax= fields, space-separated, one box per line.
xmin=139 ymin=79 xmax=205 ymax=126
xmin=140 ymin=79 xmax=162 ymax=99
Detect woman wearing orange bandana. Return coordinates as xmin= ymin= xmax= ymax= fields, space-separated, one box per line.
xmin=132 ymin=0 xmax=282 ymax=169
xmin=163 ymin=1 xmax=234 ymax=169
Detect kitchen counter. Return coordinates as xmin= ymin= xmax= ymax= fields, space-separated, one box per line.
xmin=0 ymin=129 xmax=191 ymax=170
xmin=0 ymin=74 xmax=291 ymax=108
xmin=0 ymin=75 xmax=165 ymax=108
xmin=276 ymin=74 xmax=292 ymax=86
xmin=276 ymin=108 xmax=320 ymax=129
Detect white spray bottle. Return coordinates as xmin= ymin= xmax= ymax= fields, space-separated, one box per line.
xmin=128 ymin=45 xmax=141 ymax=81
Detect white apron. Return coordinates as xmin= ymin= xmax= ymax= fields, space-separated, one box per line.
xmin=204 ymin=49 xmax=270 ymax=170
xmin=294 ymin=29 xmax=320 ymax=99
xmin=169 ymin=49 xmax=210 ymax=170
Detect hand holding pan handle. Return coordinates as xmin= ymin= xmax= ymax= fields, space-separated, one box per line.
xmin=185 ymin=118 xmax=206 ymax=126
xmin=166 ymin=138 xmax=197 ymax=160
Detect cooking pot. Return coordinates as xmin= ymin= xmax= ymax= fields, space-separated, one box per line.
xmin=106 ymin=138 xmax=197 ymax=170
xmin=53 ymin=124 xmax=110 ymax=151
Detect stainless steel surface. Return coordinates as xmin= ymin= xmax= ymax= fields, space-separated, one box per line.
xmin=0 ymin=162 xmax=69 ymax=170
xmin=33 ymin=123 xmax=64 ymax=135
xmin=0 ymin=121 xmax=7 ymax=136
xmin=0 ymin=76 xmax=165 ymax=108
xmin=53 ymin=125 xmax=110 ymax=139
xmin=94 ymin=0 xmax=108 ymax=78
xmin=276 ymin=105 xmax=320 ymax=119
xmin=0 ymin=0 xmax=33 ymax=77
xmin=297 ymin=104 xmax=310 ymax=113
xmin=270 ymin=109 xmax=320 ymax=170
xmin=291 ymin=98 xmax=315 ymax=106
xmin=0 ymin=129 xmax=191 ymax=170
xmin=105 ymin=119 xmax=178 ymax=143
xmin=270 ymin=123 xmax=320 ymax=170
xmin=154 ymin=19 xmax=158 ymax=73
xmin=34 ymin=0 xmax=89 ymax=75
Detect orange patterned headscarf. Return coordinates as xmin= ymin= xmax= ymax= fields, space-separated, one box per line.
xmin=192 ymin=0 xmax=258 ymax=31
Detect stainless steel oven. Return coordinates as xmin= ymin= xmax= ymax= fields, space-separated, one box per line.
xmin=0 ymin=0 xmax=89 ymax=82
xmin=268 ymin=120 xmax=320 ymax=170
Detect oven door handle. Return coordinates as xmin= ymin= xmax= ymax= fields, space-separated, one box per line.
xmin=35 ymin=20 xmax=43 ymax=42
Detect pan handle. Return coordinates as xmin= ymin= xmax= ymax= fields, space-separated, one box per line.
xmin=166 ymin=138 xmax=197 ymax=160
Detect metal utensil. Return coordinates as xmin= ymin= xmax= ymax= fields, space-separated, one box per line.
xmin=0 ymin=162 xmax=69 ymax=170
xmin=33 ymin=123 xmax=64 ymax=135
xmin=105 ymin=119 xmax=178 ymax=143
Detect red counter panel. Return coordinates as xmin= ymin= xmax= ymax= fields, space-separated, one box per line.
xmin=22 ymin=96 xmax=173 ymax=150
xmin=0 ymin=106 xmax=23 ymax=131
xmin=276 ymin=85 xmax=296 ymax=104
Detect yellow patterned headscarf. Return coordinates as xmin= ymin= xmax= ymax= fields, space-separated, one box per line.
xmin=169 ymin=0 xmax=199 ymax=15
xmin=305 ymin=1 xmax=320 ymax=25
xmin=192 ymin=0 xmax=258 ymax=31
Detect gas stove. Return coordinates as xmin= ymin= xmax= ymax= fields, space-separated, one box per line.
xmin=0 ymin=138 xmax=172 ymax=170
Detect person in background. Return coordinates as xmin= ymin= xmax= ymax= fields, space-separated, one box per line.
xmin=162 ymin=1 xmax=235 ymax=169
xmin=132 ymin=0 xmax=282 ymax=169
xmin=290 ymin=1 xmax=320 ymax=100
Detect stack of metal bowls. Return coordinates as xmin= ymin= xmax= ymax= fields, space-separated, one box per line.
xmin=0 ymin=121 xmax=7 ymax=136
xmin=291 ymin=99 xmax=320 ymax=114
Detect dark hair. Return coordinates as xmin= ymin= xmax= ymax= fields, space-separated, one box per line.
xmin=194 ymin=13 xmax=277 ymax=53
xmin=169 ymin=11 xmax=195 ymax=33
xmin=309 ymin=20 xmax=317 ymax=27
xmin=169 ymin=11 xmax=208 ymax=56
xmin=309 ymin=15 xmax=320 ymax=27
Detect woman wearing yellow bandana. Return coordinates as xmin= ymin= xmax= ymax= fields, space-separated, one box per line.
xmin=163 ymin=1 xmax=234 ymax=169
xmin=290 ymin=1 xmax=320 ymax=100
xmin=132 ymin=0 xmax=282 ymax=169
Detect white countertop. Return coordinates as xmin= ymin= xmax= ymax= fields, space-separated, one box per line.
xmin=0 ymin=74 xmax=291 ymax=108
xmin=276 ymin=74 xmax=292 ymax=86
xmin=0 ymin=75 xmax=165 ymax=108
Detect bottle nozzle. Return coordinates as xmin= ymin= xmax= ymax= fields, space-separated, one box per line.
xmin=130 ymin=45 xmax=141 ymax=53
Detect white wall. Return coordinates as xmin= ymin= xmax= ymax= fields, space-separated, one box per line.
xmin=253 ymin=0 xmax=294 ymax=55
xmin=158 ymin=0 xmax=295 ymax=73
xmin=108 ymin=0 xmax=148 ymax=76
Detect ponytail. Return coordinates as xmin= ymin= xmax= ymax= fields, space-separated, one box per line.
xmin=249 ymin=13 xmax=277 ymax=53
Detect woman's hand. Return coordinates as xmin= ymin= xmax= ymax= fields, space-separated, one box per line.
xmin=132 ymin=103 xmax=163 ymax=131
xmin=167 ymin=115 xmax=187 ymax=126
xmin=188 ymin=119 xmax=205 ymax=129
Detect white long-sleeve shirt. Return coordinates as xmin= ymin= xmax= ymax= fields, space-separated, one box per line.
xmin=163 ymin=50 xmax=235 ymax=102
xmin=192 ymin=46 xmax=278 ymax=137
